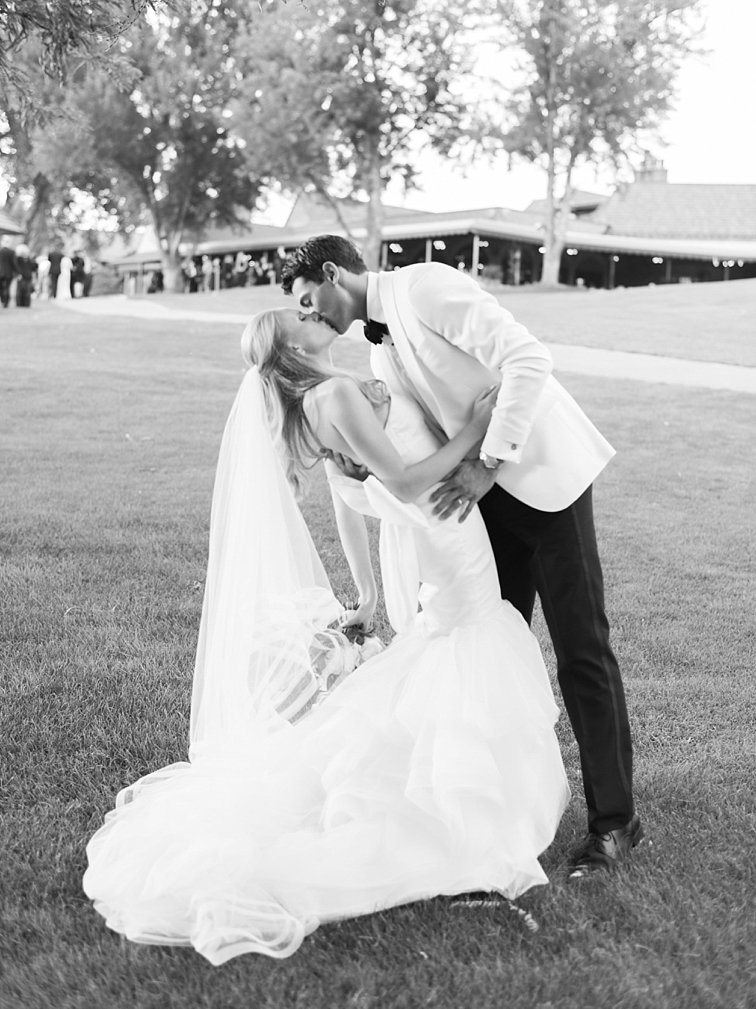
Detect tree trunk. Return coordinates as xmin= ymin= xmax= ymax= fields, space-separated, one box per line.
xmin=539 ymin=19 xmax=562 ymax=287
xmin=542 ymin=174 xmax=573 ymax=287
xmin=363 ymin=154 xmax=384 ymax=271
xmin=541 ymin=200 xmax=567 ymax=286
xmin=160 ymin=249 xmax=184 ymax=293
xmin=149 ymin=201 xmax=186 ymax=293
xmin=19 ymin=174 xmax=54 ymax=252
xmin=540 ymin=239 xmax=562 ymax=286
xmin=313 ymin=183 xmax=358 ymax=243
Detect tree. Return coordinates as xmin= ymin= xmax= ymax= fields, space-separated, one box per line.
xmin=232 ymin=0 xmax=474 ymax=269
xmin=25 ymin=3 xmax=261 ymax=289
xmin=0 ymin=0 xmax=170 ymax=103
xmin=490 ymin=0 xmax=702 ymax=285
xmin=0 ymin=43 xmax=62 ymax=248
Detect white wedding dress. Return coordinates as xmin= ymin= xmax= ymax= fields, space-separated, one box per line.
xmin=83 ymin=372 xmax=569 ymax=965
xmin=56 ymin=256 xmax=72 ymax=300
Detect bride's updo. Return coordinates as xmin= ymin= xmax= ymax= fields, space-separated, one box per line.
xmin=241 ymin=310 xmax=386 ymax=498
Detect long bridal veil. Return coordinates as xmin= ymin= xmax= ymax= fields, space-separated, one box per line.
xmin=190 ymin=366 xmax=360 ymax=752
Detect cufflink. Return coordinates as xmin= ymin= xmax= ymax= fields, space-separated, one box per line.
xmin=479 ymin=451 xmax=503 ymax=470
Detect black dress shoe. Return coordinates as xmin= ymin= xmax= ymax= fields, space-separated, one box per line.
xmin=568 ymin=812 xmax=645 ymax=879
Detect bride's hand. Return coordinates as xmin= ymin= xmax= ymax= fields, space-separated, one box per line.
xmin=471 ymin=383 xmax=500 ymax=432
xmin=340 ymin=598 xmax=377 ymax=637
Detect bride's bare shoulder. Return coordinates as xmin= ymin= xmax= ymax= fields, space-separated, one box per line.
xmin=306 ymin=376 xmax=362 ymax=416
xmin=303 ymin=377 xmax=362 ymax=436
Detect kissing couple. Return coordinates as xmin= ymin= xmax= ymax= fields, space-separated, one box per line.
xmin=84 ymin=235 xmax=642 ymax=964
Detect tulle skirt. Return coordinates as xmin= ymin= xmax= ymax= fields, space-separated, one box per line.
xmin=84 ymin=601 xmax=569 ymax=964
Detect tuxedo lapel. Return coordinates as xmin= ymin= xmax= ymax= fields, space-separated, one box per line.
xmin=376 ymin=270 xmax=445 ymax=430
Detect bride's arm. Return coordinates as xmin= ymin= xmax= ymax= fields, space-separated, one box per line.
xmin=322 ymin=378 xmax=498 ymax=503
xmin=325 ymin=459 xmax=377 ymax=631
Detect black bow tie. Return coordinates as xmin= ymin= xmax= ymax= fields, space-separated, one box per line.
xmin=364 ymin=319 xmax=390 ymax=345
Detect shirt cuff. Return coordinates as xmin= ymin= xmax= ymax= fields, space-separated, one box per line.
xmin=480 ymin=434 xmax=523 ymax=465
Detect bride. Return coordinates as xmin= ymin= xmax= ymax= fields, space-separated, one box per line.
xmin=83 ymin=308 xmax=570 ymax=964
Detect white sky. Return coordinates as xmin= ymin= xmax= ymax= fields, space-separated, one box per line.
xmin=387 ymin=0 xmax=756 ymax=212
xmin=258 ymin=0 xmax=756 ymax=222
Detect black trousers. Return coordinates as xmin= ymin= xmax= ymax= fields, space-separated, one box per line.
xmin=0 ymin=277 xmax=10 ymax=307
xmin=478 ymin=483 xmax=634 ymax=834
xmin=15 ymin=278 xmax=32 ymax=307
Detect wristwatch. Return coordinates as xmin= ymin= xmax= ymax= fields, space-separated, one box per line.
xmin=479 ymin=451 xmax=504 ymax=470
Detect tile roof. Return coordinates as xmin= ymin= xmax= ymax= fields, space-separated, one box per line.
xmin=99 ymin=183 xmax=756 ymax=268
xmin=525 ymin=190 xmax=608 ymax=215
xmin=285 ymin=192 xmax=434 ymax=229
xmin=587 ymin=183 xmax=756 ymax=240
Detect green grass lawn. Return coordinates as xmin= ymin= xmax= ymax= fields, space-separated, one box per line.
xmin=1 ymin=295 xmax=755 ymax=1008
xmin=135 ymin=273 xmax=756 ymax=366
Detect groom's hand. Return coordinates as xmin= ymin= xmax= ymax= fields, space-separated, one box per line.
xmin=328 ymin=451 xmax=370 ymax=482
xmin=430 ymin=460 xmax=499 ymax=522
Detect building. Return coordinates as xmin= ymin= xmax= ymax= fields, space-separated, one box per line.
xmin=104 ymin=158 xmax=756 ymax=292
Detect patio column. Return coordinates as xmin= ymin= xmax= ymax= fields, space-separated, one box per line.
xmin=608 ymin=255 xmax=616 ymax=290
xmin=380 ymin=241 xmax=388 ymax=270
xmin=425 ymin=238 xmax=433 ymax=263
xmin=471 ymin=233 xmax=480 ymax=276
xmin=665 ymin=259 xmax=672 ymax=282
xmin=511 ymin=247 xmax=521 ymax=285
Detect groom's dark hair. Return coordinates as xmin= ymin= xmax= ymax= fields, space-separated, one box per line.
xmin=281 ymin=235 xmax=367 ymax=294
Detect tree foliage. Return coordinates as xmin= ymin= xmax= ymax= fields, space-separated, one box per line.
xmin=0 ymin=0 xmax=172 ymax=104
xmin=0 ymin=42 xmax=68 ymax=248
xmin=490 ymin=0 xmax=703 ymax=284
xmin=3 ymin=3 xmax=262 ymax=287
xmin=233 ymin=0 xmax=474 ymax=268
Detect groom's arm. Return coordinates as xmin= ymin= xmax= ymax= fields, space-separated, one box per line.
xmin=409 ymin=265 xmax=552 ymax=465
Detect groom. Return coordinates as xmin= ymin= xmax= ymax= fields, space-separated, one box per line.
xmin=281 ymin=235 xmax=642 ymax=877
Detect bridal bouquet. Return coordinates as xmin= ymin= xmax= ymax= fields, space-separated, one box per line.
xmin=265 ymin=616 xmax=384 ymax=726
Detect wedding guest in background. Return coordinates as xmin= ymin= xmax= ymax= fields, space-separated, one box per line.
xmin=48 ymin=246 xmax=63 ymax=298
xmin=182 ymin=256 xmax=198 ymax=292
xmin=201 ymin=255 xmax=213 ymax=292
xmin=0 ymin=236 xmax=16 ymax=308
xmin=57 ymin=252 xmax=73 ymax=301
xmin=36 ymin=250 xmax=51 ymax=300
xmin=14 ymin=244 xmax=36 ymax=307
xmin=147 ymin=268 xmax=164 ymax=294
xmin=234 ymin=250 xmax=250 ymax=287
xmin=81 ymin=251 xmax=94 ymax=296
xmin=71 ymin=252 xmax=85 ymax=298
xmin=219 ymin=254 xmax=232 ymax=288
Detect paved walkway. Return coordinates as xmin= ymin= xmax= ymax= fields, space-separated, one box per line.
xmin=61 ymin=295 xmax=756 ymax=395
xmin=60 ymin=293 xmax=251 ymax=325
xmin=546 ymin=343 xmax=756 ymax=395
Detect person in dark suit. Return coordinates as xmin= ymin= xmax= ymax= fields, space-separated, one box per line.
xmin=48 ymin=247 xmax=63 ymax=298
xmin=0 ymin=236 xmax=16 ymax=308
xmin=14 ymin=244 xmax=36 ymax=307
xmin=71 ymin=253 xmax=85 ymax=297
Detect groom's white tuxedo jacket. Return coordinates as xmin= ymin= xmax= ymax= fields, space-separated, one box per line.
xmin=367 ymin=263 xmax=615 ymax=513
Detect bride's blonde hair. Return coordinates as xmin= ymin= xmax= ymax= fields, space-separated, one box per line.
xmin=241 ymin=310 xmax=387 ymax=497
